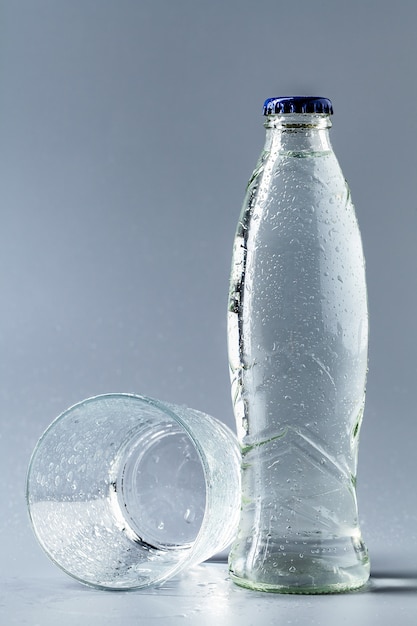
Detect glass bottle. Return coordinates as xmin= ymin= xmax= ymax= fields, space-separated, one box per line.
xmin=227 ymin=96 xmax=369 ymax=593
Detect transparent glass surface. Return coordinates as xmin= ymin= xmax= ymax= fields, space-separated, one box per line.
xmin=228 ymin=113 xmax=369 ymax=593
xmin=26 ymin=394 xmax=241 ymax=590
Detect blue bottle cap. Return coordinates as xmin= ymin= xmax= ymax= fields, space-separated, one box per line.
xmin=263 ymin=97 xmax=333 ymax=116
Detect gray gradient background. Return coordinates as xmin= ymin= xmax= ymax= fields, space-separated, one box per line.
xmin=1 ymin=0 xmax=416 ymax=624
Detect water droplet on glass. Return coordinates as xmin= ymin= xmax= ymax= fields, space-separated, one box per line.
xmin=184 ymin=507 xmax=196 ymax=524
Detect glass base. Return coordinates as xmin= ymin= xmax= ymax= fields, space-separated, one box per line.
xmin=229 ymin=536 xmax=370 ymax=594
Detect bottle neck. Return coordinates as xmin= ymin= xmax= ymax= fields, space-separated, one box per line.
xmin=263 ymin=114 xmax=332 ymax=154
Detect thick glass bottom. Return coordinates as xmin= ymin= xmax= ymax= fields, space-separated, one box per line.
xmin=228 ymin=536 xmax=370 ymax=594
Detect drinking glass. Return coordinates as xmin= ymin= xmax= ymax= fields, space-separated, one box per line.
xmin=26 ymin=393 xmax=241 ymax=590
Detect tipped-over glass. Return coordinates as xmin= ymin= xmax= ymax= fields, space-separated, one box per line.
xmin=26 ymin=393 xmax=241 ymax=590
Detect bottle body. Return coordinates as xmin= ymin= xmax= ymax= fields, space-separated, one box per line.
xmin=228 ymin=108 xmax=369 ymax=593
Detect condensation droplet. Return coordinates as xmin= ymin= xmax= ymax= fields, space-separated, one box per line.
xmin=184 ymin=507 xmax=196 ymax=524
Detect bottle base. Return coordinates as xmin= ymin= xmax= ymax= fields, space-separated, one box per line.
xmin=228 ymin=537 xmax=370 ymax=594
xmin=229 ymin=570 xmax=370 ymax=595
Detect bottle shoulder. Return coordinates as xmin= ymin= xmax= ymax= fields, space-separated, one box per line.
xmin=240 ymin=150 xmax=348 ymax=221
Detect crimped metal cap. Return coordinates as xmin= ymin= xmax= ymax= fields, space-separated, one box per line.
xmin=263 ymin=96 xmax=333 ymax=115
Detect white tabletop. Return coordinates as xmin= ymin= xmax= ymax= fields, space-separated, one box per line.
xmin=2 ymin=554 xmax=417 ymax=626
